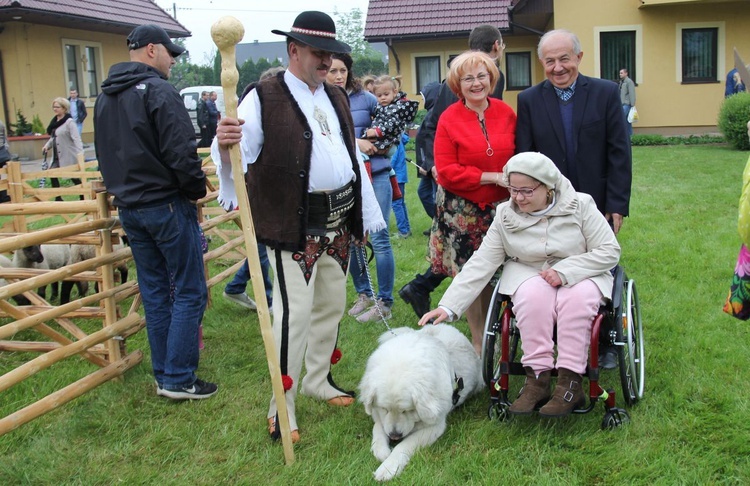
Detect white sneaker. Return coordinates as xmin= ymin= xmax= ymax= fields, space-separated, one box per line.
xmin=223 ymin=292 xmax=257 ymax=310
xmin=356 ymin=299 xmax=392 ymax=323
xmin=348 ymin=293 xmax=373 ymax=316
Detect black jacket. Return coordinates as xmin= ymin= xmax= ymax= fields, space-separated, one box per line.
xmin=69 ymin=98 xmax=87 ymax=124
xmin=94 ymin=62 xmax=206 ymax=207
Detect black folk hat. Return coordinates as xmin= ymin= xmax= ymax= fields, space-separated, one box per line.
xmin=272 ymin=11 xmax=351 ymax=54
xmin=127 ymin=24 xmax=185 ymax=58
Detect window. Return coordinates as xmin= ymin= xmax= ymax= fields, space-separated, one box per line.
xmin=600 ymin=31 xmax=636 ymax=82
xmin=681 ymin=27 xmax=717 ymax=83
xmin=62 ymin=39 xmax=103 ymax=98
xmin=414 ymin=56 xmax=440 ymax=92
xmin=505 ymin=52 xmax=531 ymax=90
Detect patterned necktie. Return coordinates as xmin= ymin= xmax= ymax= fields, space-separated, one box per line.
xmin=556 ymin=86 xmax=575 ymax=102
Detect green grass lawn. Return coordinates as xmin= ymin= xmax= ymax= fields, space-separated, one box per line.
xmin=1 ymin=144 xmax=749 ymax=484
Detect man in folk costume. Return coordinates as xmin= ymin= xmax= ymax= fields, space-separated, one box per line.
xmin=212 ymin=11 xmax=385 ymax=443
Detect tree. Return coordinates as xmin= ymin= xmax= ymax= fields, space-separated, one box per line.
xmin=168 ymin=39 xmax=217 ymax=90
xmin=334 ymin=8 xmax=388 ymax=76
xmin=334 ymin=8 xmax=368 ymax=56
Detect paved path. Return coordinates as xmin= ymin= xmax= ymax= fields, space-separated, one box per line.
xmin=16 ymin=144 xmax=96 ymax=173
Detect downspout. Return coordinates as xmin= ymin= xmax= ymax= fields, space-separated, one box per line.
xmin=0 ymin=52 xmax=9 ymax=126
xmin=386 ymin=38 xmax=401 ymax=74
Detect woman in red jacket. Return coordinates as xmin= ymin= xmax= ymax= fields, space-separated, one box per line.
xmin=430 ymin=50 xmax=516 ymax=353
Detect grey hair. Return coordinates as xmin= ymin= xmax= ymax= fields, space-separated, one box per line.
xmin=537 ymin=29 xmax=582 ymax=59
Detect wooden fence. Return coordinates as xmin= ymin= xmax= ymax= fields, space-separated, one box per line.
xmin=0 ymin=153 xmax=245 ymax=436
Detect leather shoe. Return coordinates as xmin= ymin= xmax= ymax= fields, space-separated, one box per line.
xmin=599 ymin=347 xmax=618 ymax=370
xmin=327 ymin=395 xmax=355 ymax=407
xmin=268 ymin=416 xmax=300 ymax=443
xmin=398 ymin=282 xmax=431 ymax=318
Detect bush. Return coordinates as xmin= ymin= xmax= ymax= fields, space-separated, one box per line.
xmin=630 ymin=134 xmax=725 ymax=146
xmin=31 ymin=115 xmax=45 ymax=135
xmin=9 ymin=109 xmax=33 ymax=136
xmin=412 ymin=109 xmax=428 ymax=127
xmin=717 ymin=92 xmax=750 ymax=150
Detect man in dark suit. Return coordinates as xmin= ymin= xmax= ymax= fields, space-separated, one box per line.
xmin=516 ymin=29 xmax=631 ymax=369
xmin=516 ymin=29 xmax=631 ymax=235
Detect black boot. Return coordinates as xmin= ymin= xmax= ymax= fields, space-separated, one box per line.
xmin=398 ymin=281 xmax=431 ymax=318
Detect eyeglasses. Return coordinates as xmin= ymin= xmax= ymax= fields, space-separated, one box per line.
xmin=508 ymin=183 xmax=542 ymax=198
xmin=460 ymin=72 xmax=490 ymax=85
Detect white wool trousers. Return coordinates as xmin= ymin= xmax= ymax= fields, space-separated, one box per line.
xmin=266 ymin=229 xmax=352 ymax=431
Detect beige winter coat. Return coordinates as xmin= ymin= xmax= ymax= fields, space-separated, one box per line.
xmin=43 ymin=118 xmax=83 ymax=167
xmin=439 ymin=175 xmax=621 ymax=319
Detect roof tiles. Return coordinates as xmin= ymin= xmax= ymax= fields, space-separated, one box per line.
xmin=364 ymin=0 xmax=512 ymax=40
xmin=0 ymin=0 xmax=190 ymax=37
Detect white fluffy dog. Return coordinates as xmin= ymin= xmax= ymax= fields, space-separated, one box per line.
xmin=359 ymin=324 xmax=483 ymax=481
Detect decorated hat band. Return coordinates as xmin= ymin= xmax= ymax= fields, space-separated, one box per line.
xmin=290 ymin=26 xmax=336 ymax=39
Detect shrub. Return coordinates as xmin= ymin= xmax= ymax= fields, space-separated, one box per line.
xmin=31 ymin=115 xmax=45 ymax=135
xmin=413 ymin=109 xmax=428 ymax=126
xmin=630 ymin=134 xmax=725 ymax=146
xmin=9 ymin=109 xmax=33 ymax=136
xmin=717 ymin=91 xmax=750 ymax=150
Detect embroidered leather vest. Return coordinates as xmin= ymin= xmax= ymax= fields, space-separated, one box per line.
xmin=249 ymin=73 xmax=363 ymax=252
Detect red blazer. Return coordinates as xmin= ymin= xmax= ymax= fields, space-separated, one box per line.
xmin=434 ymin=98 xmax=515 ymax=208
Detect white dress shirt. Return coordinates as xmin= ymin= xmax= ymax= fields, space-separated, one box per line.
xmin=212 ymin=70 xmax=385 ymax=235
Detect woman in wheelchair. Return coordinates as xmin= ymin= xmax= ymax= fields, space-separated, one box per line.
xmin=419 ymin=152 xmax=620 ymax=417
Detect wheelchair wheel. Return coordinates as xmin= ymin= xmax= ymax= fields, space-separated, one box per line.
xmin=616 ymin=276 xmax=645 ymax=405
xmin=481 ymin=281 xmax=504 ymax=387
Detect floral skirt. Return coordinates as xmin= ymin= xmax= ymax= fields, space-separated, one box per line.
xmin=429 ymin=186 xmax=497 ymax=278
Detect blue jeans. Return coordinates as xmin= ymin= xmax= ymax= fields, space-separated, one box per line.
xmin=349 ymin=170 xmax=395 ymax=305
xmin=622 ymin=104 xmax=633 ymax=137
xmin=118 ymin=196 xmax=207 ymax=390
xmin=224 ymin=244 xmax=273 ymax=304
xmin=417 ymin=177 xmax=438 ymax=219
xmin=391 ymin=182 xmax=411 ymax=235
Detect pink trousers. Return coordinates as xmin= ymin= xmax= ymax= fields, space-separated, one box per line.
xmin=511 ymin=275 xmax=603 ymax=375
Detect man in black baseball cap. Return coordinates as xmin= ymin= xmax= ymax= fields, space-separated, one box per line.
xmin=94 ymin=21 xmax=215 ymax=401
xmin=127 ymin=24 xmax=185 ymax=58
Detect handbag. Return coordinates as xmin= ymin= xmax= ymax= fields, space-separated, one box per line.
xmin=627 ymin=106 xmax=639 ymax=123
xmin=723 ymin=244 xmax=750 ymax=320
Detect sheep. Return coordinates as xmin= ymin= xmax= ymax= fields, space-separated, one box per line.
xmin=0 ymin=253 xmax=11 ymax=287
xmin=60 ymin=244 xmax=129 ymax=304
xmin=11 ymin=245 xmax=49 ymax=303
xmin=39 ymin=244 xmax=73 ymax=301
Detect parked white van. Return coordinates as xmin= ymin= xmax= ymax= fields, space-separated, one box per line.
xmin=180 ymin=86 xmax=225 ymax=137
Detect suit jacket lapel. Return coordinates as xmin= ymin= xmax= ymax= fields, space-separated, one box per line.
xmin=571 ymin=75 xmax=590 ymax=156
xmin=541 ymin=81 xmax=566 ymax=154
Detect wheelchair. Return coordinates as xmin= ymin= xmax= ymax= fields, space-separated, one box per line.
xmin=480 ymin=265 xmax=644 ymax=429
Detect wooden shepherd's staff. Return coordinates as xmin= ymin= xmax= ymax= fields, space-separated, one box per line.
xmin=211 ymin=16 xmax=295 ymax=464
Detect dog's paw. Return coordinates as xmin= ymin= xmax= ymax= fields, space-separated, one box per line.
xmin=371 ymin=441 xmax=391 ymax=463
xmin=373 ymin=462 xmax=399 ymax=482
xmin=373 ymin=454 xmax=407 ymax=482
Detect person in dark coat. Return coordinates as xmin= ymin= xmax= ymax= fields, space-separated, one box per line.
xmin=94 ymin=24 xmax=215 ymax=400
